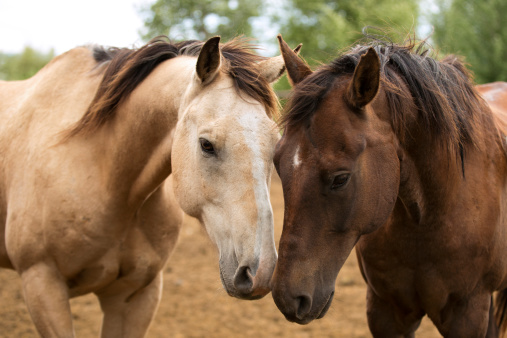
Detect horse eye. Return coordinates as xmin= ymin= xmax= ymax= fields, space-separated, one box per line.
xmin=331 ymin=173 xmax=350 ymax=190
xmin=199 ymin=138 xmax=215 ymax=155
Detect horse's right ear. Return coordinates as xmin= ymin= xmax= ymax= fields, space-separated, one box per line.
xmin=277 ymin=35 xmax=312 ymax=86
xmin=196 ymin=36 xmax=222 ymax=84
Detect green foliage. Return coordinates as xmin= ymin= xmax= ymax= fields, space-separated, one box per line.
xmin=276 ymin=0 xmax=419 ymax=65
xmin=138 ymin=0 xmax=419 ymax=91
xmin=0 ymin=46 xmax=54 ymax=81
xmin=140 ymin=0 xmax=419 ymax=61
xmin=140 ymin=0 xmax=263 ymax=41
xmin=431 ymin=0 xmax=507 ymax=84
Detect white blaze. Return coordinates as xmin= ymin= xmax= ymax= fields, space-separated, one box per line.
xmin=293 ymin=146 xmax=301 ymax=168
xmin=237 ymin=112 xmax=273 ymax=263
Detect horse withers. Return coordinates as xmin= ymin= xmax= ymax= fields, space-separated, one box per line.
xmin=271 ymin=35 xmax=507 ymax=337
xmin=0 ymin=36 xmax=286 ymax=337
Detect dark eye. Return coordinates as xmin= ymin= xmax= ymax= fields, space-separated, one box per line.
xmin=331 ymin=173 xmax=350 ymax=190
xmin=199 ymin=138 xmax=215 ymax=155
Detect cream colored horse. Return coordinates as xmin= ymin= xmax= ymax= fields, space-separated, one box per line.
xmin=0 ymin=37 xmax=286 ymax=337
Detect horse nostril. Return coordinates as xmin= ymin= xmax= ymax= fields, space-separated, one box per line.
xmin=295 ymin=294 xmax=312 ymax=320
xmin=233 ymin=266 xmax=253 ymax=294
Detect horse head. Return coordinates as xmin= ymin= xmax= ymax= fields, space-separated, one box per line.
xmin=271 ymin=37 xmax=401 ymax=323
xmin=171 ymin=37 xmax=285 ymax=300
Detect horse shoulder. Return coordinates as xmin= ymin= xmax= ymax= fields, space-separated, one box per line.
xmin=92 ymin=181 xmax=183 ymax=297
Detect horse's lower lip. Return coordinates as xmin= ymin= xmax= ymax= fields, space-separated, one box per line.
xmin=317 ymin=291 xmax=334 ymax=319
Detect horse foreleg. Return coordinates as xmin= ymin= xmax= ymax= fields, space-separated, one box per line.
xmin=97 ymin=271 xmax=163 ymax=338
xmin=366 ymin=286 xmax=423 ymax=338
xmin=21 ymin=262 xmax=74 ymax=337
xmin=431 ymin=291 xmax=491 ymax=338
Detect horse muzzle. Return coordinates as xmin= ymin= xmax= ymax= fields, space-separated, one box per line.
xmin=271 ymin=284 xmax=335 ymax=324
xmin=220 ymin=261 xmax=274 ymax=300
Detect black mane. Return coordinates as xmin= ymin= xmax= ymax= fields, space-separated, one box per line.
xmin=67 ymin=36 xmax=277 ymax=138
xmin=281 ymin=38 xmax=488 ymax=155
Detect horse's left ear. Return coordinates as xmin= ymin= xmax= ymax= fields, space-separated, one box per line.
xmin=277 ymin=35 xmax=312 ymax=86
xmin=347 ymin=47 xmax=380 ymax=108
xmin=258 ymin=43 xmax=303 ymax=83
xmin=196 ymin=36 xmax=222 ymax=84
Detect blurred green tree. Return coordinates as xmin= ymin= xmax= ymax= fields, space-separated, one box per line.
xmin=431 ymin=0 xmax=507 ymax=84
xmin=272 ymin=0 xmax=419 ymax=90
xmin=139 ymin=0 xmax=264 ymax=41
xmin=0 ymin=46 xmax=54 ymax=81
xmin=139 ymin=0 xmax=419 ymax=91
xmin=276 ymin=0 xmax=419 ymax=65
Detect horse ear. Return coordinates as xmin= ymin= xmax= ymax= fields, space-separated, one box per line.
xmin=347 ymin=47 xmax=380 ymax=108
xmin=196 ymin=36 xmax=221 ymax=84
xmin=258 ymin=43 xmax=303 ymax=83
xmin=277 ymin=34 xmax=312 ymax=86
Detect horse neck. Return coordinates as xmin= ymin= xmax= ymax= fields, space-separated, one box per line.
xmin=100 ymin=56 xmax=196 ymax=209
xmin=395 ymin=103 xmax=505 ymax=227
xmin=396 ymin=141 xmax=459 ymax=226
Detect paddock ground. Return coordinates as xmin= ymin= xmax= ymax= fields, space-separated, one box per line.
xmin=0 ymin=174 xmax=441 ymax=337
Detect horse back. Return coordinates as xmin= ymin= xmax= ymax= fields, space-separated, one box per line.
xmin=0 ymin=45 xmax=102 ymax=180
xmin=0 ymin=46 xmax=102 ymax=122
xmin=0 ymin=46 xmax=104 ymax=167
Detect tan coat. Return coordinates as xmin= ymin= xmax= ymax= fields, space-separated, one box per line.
xmin=0 ymin=37 xmax=285 ymax=337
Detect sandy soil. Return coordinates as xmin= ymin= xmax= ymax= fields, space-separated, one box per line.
xmin=0 ymin=174 xmax=441 ymax=337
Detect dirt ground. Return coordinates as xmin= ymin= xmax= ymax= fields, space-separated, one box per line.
xmin=0 ymin=174 xmax=441 ymax=337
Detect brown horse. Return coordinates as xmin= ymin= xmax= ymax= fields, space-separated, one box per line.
xmin=271 ymin=35 xmax=507 ymax=337
xmin=0 ymin=37 xmax=288 ymax=337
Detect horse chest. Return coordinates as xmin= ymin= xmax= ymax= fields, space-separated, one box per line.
xmin=357 ymin=220 xmax=498 ymax=314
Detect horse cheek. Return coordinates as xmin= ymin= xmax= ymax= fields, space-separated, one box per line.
xmin=359 ymin=146 xmax=400 ymax=235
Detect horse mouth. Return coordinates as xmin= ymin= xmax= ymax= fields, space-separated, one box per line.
xmin=317 ymin=291 xmax=334 ymax=319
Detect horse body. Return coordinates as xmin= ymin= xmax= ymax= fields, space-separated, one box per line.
xmin=0 ymin=37 xmax=284 ymax=337
xmin=271 ymin=36 xmax=507 ymax=337
xmin=0 ymin=48 xmax=116 ymax=277
xmin=356 ymin=96 xmax=507 ymax=335
xmin=1 ymin=47 xmax=185 ymax=294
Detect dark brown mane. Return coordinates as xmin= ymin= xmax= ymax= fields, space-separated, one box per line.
xmin=67 ymin=36 xmax=277 ymax=138
xmin=281 ymin=38 xmax=489 ymax=156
